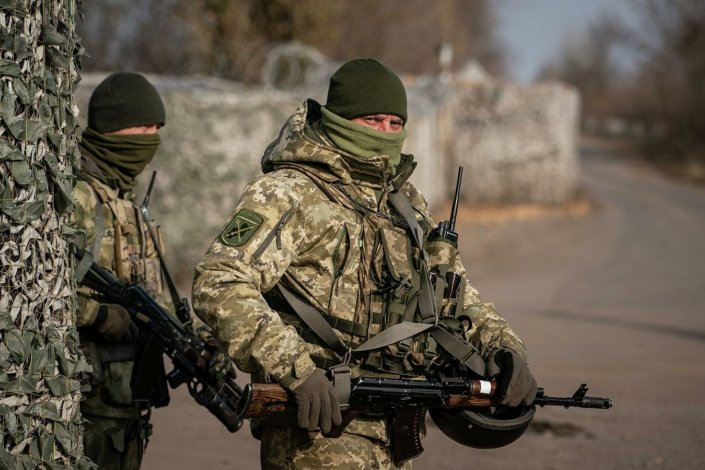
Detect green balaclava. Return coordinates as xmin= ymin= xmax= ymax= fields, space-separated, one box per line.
xmin=79 ymin=129 xmax=160 ymax=193
xmin=320 ymin=107 xmax=407 ymax=174
xmin=321 ymin=59 xmax=408 ymax=174
xmin=80 ymin=72 xmax=165 ymax=193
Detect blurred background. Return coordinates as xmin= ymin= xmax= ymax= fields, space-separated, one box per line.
xmin=71 ymin=1 xmax=705 ymax=469
xmin=72 ymin=0 xmax=705 ymax=287
xmin=76 ymin=0 xmax=705 ymax=172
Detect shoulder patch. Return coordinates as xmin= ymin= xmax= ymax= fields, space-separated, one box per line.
xmin=220 ymin=209 xmax=264 ymax=246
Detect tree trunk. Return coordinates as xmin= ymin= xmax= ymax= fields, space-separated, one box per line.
xmin=0 ymin=1 xmax=92 ymax=468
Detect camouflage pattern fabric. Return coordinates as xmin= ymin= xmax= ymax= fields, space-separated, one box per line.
xmin=73 ymin=175 xmax=166 ymax=468
xmin=259 ymin=426 xmax=412 ymax=470
xmin=193 ymin=100 xmax=528 ymax=462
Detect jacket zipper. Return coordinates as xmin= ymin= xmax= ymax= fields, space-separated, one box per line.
xmin=252 ymin=208 xmax=295 ymax=260
xmin=328 ymin=224 xmax=351 ymax=307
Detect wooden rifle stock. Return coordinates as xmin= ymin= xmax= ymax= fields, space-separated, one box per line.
xmin=238 ymin=383 xmax=293 ymax=419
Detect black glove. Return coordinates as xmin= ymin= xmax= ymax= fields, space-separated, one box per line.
xmin=290 ymin=369 xmax=342 ymax=434
xmin=95 ymin=304 xmax=139 ymax=342
xmin=486 ymin=348 xmax=537 ymax=407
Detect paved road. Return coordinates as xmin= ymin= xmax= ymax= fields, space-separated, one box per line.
xmin=142 ymin=138 xmax=705 ymax=469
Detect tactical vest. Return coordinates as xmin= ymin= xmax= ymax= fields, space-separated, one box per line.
xmin=84 ymin=177 xmax=164 ymax=299
xmin=266 ymin=163 xmax=482 ymax=378
xmin=79 ymin=177 xmax=168 ymax=417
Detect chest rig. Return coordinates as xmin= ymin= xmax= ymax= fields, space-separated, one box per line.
xmin=84 ymin=177 xmax=164 ymax=300
xmin=268 ymin=163 xmax=485 ymax=378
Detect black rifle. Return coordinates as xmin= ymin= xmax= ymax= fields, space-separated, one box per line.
xmin=73 ymin=246 xmax=244 ymax=432
xmin=238 ymin=373 xmax=612 ymax=462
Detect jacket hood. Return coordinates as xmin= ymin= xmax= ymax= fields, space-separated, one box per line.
xmin=261 ymin=99 xmax=416 ymax=188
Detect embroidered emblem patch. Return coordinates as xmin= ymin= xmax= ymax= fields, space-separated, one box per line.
xmin=220 ymin=209 xmax=264 ymax=246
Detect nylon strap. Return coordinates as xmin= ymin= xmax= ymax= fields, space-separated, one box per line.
xmin=430 ymin=327 xmax=486 ymax=376
xmin=329 ymin=364 xmax=353 ymax=408
xmin=387 ymin=191 xmax=437 ymax=321
xmin=140 ymin=203 xmax=192 ymax=325
xmin=87 ymin=183 xmax=106 ymax=259
xmin=353 ymin=321 xmax=434 ymax=352
xmin=271 ymin=182 xmax=483 ymax=375
xmin=74 ymin=250 xmax=94 ymax=284
xmin=73 ymin=184 xmax=106 ymax=284
xmin=388 ymin=191 xmax=486 ymax=377
xmin=276 ymin=284 xmax=348 ymax=357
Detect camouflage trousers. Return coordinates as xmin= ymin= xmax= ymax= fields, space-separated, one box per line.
xmin=259 ymin=426 xmax=413 ymax=470
xmin=82 ymin=413 xmax=148 ymax=470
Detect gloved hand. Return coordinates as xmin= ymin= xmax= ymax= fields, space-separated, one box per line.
xmin=95 ymin=304 xmax=139 ymax=342
xmin=289 ymin=369 xmax=342 ymax=434
xmin=486 ymin=347 xmax=538 ymax=407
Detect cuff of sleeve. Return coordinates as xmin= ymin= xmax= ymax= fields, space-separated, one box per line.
xmin=77 ymin=297 xmax=102 ymax=327
xmin=277 ymin=354 xmax=316 ymax=390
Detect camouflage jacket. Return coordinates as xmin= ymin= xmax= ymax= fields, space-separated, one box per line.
xmin=193 ymin=101 xmax=528 ymax=440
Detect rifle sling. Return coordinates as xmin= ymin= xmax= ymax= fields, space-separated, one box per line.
xmin=276 ymin=284 xmax=348 ymax=358
xmin=74 ymin=182 xmax=106 ymax=282
xmin=430 ymin=328 xmax=486 ymax=376
xmin=275 ymin=284 xmax=434 ymax=357
xmin=74 ymin=250 xmax=95 ymax=284
xmin=140 ymin=206 xmax=190 ymax=325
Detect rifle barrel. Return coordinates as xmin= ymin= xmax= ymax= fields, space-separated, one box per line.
xmin=534 ymin=388 xmax=613 ymax=409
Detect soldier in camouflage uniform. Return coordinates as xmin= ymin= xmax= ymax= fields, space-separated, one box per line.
xmin=193 ymin=59 xmax=537 ymax=469
xmin=74 ymin=72 xmax=169 ymax=470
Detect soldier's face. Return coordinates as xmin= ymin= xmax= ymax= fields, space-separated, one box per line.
xmin=351 ymin=114 xmax=405 ymax=133
xmin=107 ymin=124 xmax=161 ymax=135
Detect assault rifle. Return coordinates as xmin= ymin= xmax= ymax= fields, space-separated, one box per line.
xmin=237 ymin=371 xmax=612 ymax=462
xmin=72 ymin=246 xmax=244 ymax=432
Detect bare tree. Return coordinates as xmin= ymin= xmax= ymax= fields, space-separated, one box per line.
xmin=629 ymin=0 xmax=705 ymax=167
xmin=538 ymin=1 xmax=705 ymax=177
xmin=0 ymin=1 xmax=92 ymax=467
xmin=320 ymin=0 xmax=505 ymax=76
xmin=537 ymin=13 xmax=629 ymax=119
xmin=77 ymin=0 xmax=505 ymax=82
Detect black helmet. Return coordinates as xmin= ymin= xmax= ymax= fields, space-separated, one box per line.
xmin=430 ymin=405 xmax=535 ymax=449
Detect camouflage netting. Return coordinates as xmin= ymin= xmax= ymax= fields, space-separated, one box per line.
xmin=0 ymin=1 xmax=93 ymax=468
